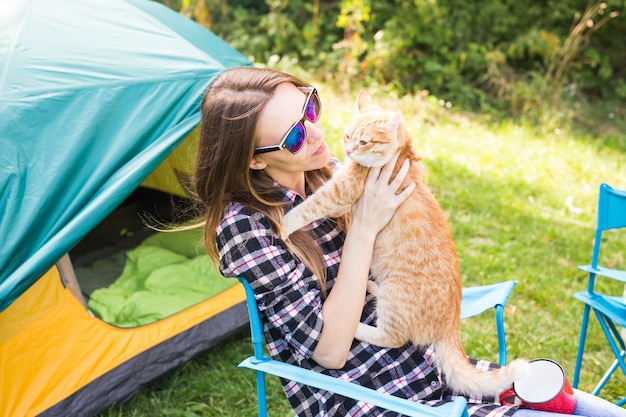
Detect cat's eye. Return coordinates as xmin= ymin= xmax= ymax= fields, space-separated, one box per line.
xmin=359 ymin=140 xmax=367 ymax=146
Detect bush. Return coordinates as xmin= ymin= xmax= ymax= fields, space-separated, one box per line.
xmin=161 ymin=0 xmax=625 ymax=116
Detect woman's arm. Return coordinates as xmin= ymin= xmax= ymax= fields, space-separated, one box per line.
xmin=311 ymin=154 xmax=416 ymax=368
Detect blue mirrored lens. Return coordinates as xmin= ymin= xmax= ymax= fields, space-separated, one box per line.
xmin=305 ymin=93 xmax=320 ymax=122
xmin=284 ymin=123 xmax=306 ymax=153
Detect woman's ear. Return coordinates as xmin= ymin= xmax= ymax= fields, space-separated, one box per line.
xmin=249 ymin=157 xmax=267 ymax=170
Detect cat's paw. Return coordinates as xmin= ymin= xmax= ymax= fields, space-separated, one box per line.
xmin=366 ymin=280 xmax=379 ymax=296
xmin=277 ymin=223 xmax=290 ymax=240
xmin=278 ymin=215 xmax=296 ymax=240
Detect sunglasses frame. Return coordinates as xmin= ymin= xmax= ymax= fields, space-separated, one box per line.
xmin=254 ymin=86 xmax=321 ymax=155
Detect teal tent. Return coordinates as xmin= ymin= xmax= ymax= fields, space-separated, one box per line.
xmin=0 ymin=0 xmax=252 ymax=415
xmin=0 ymin=0 xmax=251 ymax=311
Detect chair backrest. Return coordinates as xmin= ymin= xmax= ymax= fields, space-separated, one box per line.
xmin=238 ymin=277 xmax=266 ymax=362
xmin=591 ymin=183 xmax=626 ymax=269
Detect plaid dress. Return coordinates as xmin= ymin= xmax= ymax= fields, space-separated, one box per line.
xmin=217 ymin=184 xmax=519 ymax=417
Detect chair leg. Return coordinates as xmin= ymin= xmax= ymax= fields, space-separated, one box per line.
xmin=605 ymin=316 xmax=626 ymax=353
xmin=572 ymin=304 xmax=591 ymax=388
xmin=255 ymin=370 xmax=268 ymax=417
xmin=495 ymin=305 xmax=506 ymax=366
xmin=592 ymin=309 xmax=626 ymax=398
xmin=593 ymin=356 xmax=623 ymax=396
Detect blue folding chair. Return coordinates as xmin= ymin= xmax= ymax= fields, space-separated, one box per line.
xmin=461 ymin=280 xmax=518 ymax=366
xmin=237 ymin=277 xmax=518 ymax=416
xmin=572 ymin=183 xmax=626 ymax=406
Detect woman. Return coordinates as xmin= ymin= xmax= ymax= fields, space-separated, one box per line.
xmin=193 ymin=66 xmax=626 ymax=417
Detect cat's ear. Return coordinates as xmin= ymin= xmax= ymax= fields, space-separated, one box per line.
xmin=356 ymin=91 xmax=373 ymax=110
xmin=249 ymin=157 xmax=267 ymax=170
xmin=385 ymin=111 xmax=403 ymax=132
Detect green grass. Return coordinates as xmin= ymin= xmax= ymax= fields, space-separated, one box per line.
xmin=98 ymin=81 xmax=626 ymax=416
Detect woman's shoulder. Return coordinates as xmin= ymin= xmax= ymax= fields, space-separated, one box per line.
xmin=223 ymin=201 xmax=255 ymax=218
xmin=219 ymin=202 xmax=273 ymax=236
xmin=222 ymin=201 xmax=264 ymax=221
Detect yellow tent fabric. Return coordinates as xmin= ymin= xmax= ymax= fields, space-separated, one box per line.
xmin=0 ymin=265 xmax=245 ymax=417
xmin=141 ymin=128 xmax=199 ymax=197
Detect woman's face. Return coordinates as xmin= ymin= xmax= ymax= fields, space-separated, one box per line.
xmin=251 ymin=82 xmax=330 ymax=185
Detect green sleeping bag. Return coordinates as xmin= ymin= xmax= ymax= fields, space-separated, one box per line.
xmin=87 ymin=229 xmax=235 ymax=327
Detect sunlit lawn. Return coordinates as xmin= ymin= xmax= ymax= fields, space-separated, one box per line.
xmin=99 ymin=77 xmax=626 ymax=416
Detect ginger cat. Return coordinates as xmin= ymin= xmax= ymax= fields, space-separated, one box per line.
xmin=281 ymin=91 xmax=528 ymax=397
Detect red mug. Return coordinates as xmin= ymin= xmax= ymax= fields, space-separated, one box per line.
xmin=499 ymin=358 xmax=576 ymax=414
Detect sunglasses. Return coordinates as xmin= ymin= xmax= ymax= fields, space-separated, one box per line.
xmin=254 ymin=86 xmax=322 ymax=155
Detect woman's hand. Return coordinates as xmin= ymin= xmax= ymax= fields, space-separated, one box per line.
xmin=350 ymin=153 xmax=416 ymax=238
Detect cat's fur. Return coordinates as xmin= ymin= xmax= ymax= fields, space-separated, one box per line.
xmin=280 ymin=91 xmax=528 ymax=397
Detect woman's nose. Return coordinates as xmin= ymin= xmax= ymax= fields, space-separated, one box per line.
xmin=304 ymin=120 xmax=322 ymax=142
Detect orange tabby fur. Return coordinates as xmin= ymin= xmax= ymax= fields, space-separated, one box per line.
xmin=281 ymin=91 xmax=528 ymax=397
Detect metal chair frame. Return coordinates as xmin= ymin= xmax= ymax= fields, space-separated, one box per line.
xmin=238 ymin=278 xmax=519 ymax=416
xmin=572 ymin=183 xmax=626 ymax=406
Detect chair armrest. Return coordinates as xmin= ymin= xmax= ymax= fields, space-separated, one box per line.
xmin=460 ymin=280 xmax=517 ymax=319
xmin=579 ymin=265 xmax=626 ymax=283
xmin=239 ymin=356 xmax=468 ymax=417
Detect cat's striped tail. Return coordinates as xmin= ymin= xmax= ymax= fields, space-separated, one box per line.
xmin=433 ymin=335 xmax=530 ymax=397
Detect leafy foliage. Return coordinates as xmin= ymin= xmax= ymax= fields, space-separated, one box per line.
xmin=161 ymin=0 xmax=624 ymax=121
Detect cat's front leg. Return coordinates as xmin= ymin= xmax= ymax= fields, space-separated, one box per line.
xmin=328 ymin=204 xmax=351 ymax=218
xmin=280 ymin=164 xmax=364 ymax=239
xmin=281 ymin=203 xmax=351 ymax=239
xmin=281 ymin=190 xmax=354 ymax=239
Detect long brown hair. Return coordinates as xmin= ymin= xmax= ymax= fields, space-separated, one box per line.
xmin=193 ymin=67 xmax=345 ymax=292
